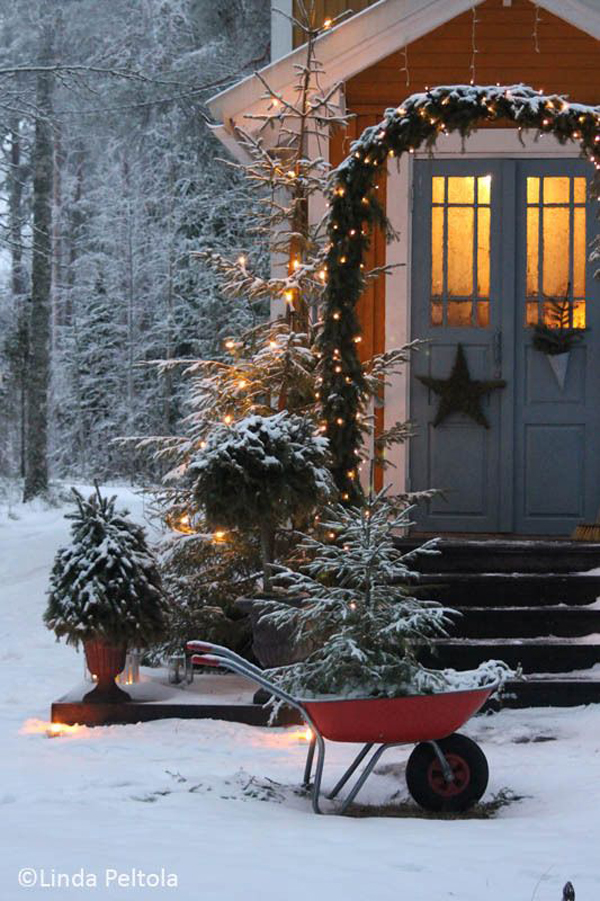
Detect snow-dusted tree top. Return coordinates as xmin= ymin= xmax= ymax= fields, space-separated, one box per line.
xmin=190 ymin=411 xmax=333 ymax=527
xmin=320 ymin=83 xmax=600 ymax=498
xmin=44 ymin=488 xmax=166 ymax=647
xmin=0 ymin=0 xmax=270 ymax=487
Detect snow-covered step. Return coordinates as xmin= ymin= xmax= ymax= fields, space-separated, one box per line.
xmin=451 ymin=605 xmax=600 ymax=639
xmin=418 ymin=572 xmax=600 ymax=606
xmin=424 ymin=637 xmax=600 ymax=674
xmin=492 ymin=675 xmax=600 ymax=708
xmin=395 ymin=537 xmax=600 ymax=574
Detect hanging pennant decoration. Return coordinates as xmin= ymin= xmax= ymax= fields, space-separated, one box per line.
xmin=547 ymin=351 xmax=570 ymax=390
xmin=416 ymin=344 xmax=506 ymax=429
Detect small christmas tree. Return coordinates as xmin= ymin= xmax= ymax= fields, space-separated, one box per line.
xmin=263 ymin=488 xmax=509 ymax=698
xmin=44 ymin=487 xmax=166 ymax=649
xmin=190 ymin=411 xmax=333 ymax=590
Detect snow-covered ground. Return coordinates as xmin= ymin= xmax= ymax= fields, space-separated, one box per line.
xmin=2 ymin=485 xmax=600 ymax=901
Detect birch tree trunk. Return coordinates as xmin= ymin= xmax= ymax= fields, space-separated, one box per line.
xmin=23 ymin=50 xmax=53 ymax=501
xmin=8 ymin=118 xmax=28 ymax=478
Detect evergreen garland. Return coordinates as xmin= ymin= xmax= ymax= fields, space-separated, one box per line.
xmin=531 ymin=297 xmax=586 ymax=355
xmin=44 ymin=488 xmax=166 ymax=648
xmin=321 ymin=84 xmax=600 ymax=500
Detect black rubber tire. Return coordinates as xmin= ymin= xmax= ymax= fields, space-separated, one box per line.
xmin=405 ymin=732 xmax=489 ymax=813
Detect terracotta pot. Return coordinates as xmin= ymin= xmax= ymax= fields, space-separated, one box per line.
xmin=83 ymin=639 xmax=131 ymax=703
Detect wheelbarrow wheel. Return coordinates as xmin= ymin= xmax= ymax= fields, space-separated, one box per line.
xmin=405 ymin=733 xmax=489 ymax=813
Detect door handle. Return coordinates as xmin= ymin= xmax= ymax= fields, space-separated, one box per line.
xmin=493 ymin=330 xmax=503 ymax=378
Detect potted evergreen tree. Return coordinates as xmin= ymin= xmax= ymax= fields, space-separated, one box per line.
xmin=44 ymin=487 xmax=166 ymax=703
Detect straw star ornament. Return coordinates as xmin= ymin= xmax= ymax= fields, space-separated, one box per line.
xmin=417 ymin=344 xmax=506 ymax=429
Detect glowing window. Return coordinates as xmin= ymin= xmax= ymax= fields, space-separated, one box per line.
xmin=525 ymin=176 xmax=587 ymax=328
xmin=430 ymin=175 xmax=492 ymax=327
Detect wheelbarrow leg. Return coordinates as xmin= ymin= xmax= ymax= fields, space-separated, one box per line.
xmin=339 ymin=742 xmax=404 ymax=814
xmin=303 ymin=734 xmax=317 ymax=788
xmin=428 ymin=740 xmax=455 ymax=784
xmin=327 ymin=743 xmax=374 ymax=800
xmin=310 ymin=732 xmax=327 ymax=815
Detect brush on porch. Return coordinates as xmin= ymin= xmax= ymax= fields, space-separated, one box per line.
xmin=572 ymin=509 xmax=600 ymax=541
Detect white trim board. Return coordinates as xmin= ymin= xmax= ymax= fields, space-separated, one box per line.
xmin=415 ymin=130 xmax=585 ymax=158
xmin=271 ymin=0 xmax=293 ymax=62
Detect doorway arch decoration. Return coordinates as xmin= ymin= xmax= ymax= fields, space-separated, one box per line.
xmin=320 ymin=83 xmax=600 ymax=501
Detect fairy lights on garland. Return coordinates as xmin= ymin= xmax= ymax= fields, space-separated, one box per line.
xmin=319 ymin=83 xmax=600 ymax=502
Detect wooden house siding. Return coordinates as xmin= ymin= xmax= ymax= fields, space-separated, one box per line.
xmin=330 ymin=117 xmax=387 ymax=368
xmin=346 ymin=0 xmax=600 ymax=112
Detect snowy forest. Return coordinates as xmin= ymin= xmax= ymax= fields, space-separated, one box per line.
xmin=0 ymin=0 xmax=270 ymax=498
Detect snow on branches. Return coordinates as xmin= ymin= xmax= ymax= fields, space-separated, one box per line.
xmin=262 ymin=487 xmax=512 ymax=699
xmin=44 ymin=487 xmax=166 ymax=648
xmin=190 ymin=411 xmax=334 ymax=589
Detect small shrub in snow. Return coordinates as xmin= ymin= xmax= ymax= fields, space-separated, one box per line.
xmin=190 ymin=412 xmax=334 ymax=589
xmin=263 ymin=488 xmax=511 ymax=699
xmin=44 ymin=487 xmax=166 ymax=648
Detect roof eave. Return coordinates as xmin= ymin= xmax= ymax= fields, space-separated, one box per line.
xmin=207 ymin=0 xmax=480 ymax=131
xmin=207 ymin=0 xmax=600 ymax=147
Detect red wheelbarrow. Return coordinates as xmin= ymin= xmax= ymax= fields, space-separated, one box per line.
xmin=187 ymin=640 xmax=496 ymax=815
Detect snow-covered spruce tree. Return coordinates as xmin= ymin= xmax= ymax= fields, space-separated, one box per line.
xmin=44 ymin=487 xmax=166 ymax=648
xmin=135 ymin=4 xmax=420 ymax=657
xmin=263 ymin=488 xmax=511 ymax=699
xmin=144 ymin=3 xmax=417 ymax=521
xmin=190 ymin=411 xmax=334 ymax=590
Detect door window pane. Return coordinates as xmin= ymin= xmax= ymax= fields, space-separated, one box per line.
xmin=525 ymin=176 xmax=587 ymax=328
xmin=430 ymin=174 xmax=492 ymax=328
xmin=477 ymin=207 xmax=490 ymax=297
xmin=448 ymin=176 xmax=474 ymax=204
xmin=478 ymin=175 xmax=492 ymax=205
xmin=543 ymin=176 xmax=570 ymax=204
xmin=431 ymin=207 xmax=444 ymax=297
xmin=542 ymin=207 xmax=570 ymax=297
xmin=447 ymin=207 xmax=474 ymax=296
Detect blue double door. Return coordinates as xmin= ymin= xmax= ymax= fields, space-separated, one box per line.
xmin=410 ymin=158 xmax=600 ymax=535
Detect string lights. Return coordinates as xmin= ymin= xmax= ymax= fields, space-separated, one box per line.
xmin=533 ymin=4 xmax=541 ymax=53
xmin=320 ymin=83 xmax=600 ymax=501
xmin=470 ymin=4 xmax=480 ymax=85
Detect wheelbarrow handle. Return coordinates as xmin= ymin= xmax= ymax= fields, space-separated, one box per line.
xmin=186 ymin=640 xmax=266 ymax=682
xmin=188 ymin=645 xmax=313 ymax=725
xmin=190 ymin=654 xmax=221 ymax=667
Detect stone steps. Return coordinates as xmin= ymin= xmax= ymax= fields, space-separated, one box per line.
xmin=416 ymin=572 xmax=600 ymax=606
xmin=396 ymin=537 xmax=600 ymax=574
xmin=451 ymin=605 xmax=600 ymax=639
xmin=424 ymin=638 xmax=600 ymax=674
xmin=494 ymin=677 xmax=600 ymax=708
